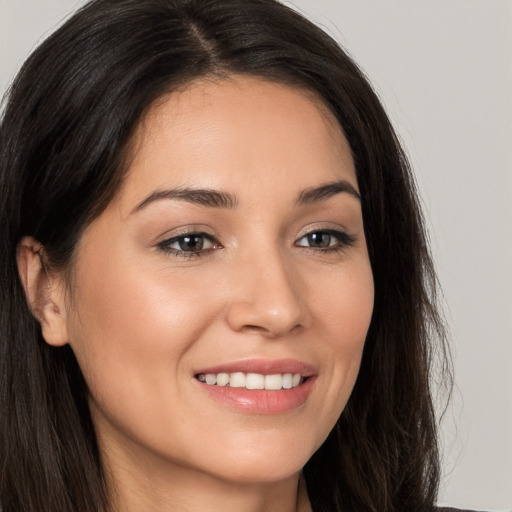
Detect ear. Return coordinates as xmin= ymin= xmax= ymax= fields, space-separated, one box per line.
xmin=17 ymin=236 xmax=70 ymax=346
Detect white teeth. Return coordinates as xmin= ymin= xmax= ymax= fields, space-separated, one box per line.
xmin=205 ymin=374 xmax=217 ymax=385
xmin=264 ymin=374 xmax=283 ymax=390
xmin=229 ymin=372 xmax=246 ymax=388
xmin=196 ymin=372 xmax=304 ymax=390
xmin=282 ymin=373 xmax=293 ymax=389
xmin=216 ymin=372 xmax=229 ymax=386
xmin=246 ymin=373 xmax=265 ymax=389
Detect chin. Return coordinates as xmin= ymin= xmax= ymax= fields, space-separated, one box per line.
xmin=207 ymin=456 xmax=307 ymax=485
xmin=188 ymin=431 xmax=320 ymax=484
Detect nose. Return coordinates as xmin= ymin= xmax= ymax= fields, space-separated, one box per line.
xmin=225 ymin=248 xmax=310 ymax=338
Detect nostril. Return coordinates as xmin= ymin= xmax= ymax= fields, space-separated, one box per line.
xmin=240 ymin=323 xmax=303 ymax=338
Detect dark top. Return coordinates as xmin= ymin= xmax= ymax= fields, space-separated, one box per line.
xmin=438 ymin=508 xmax=487 ymax=512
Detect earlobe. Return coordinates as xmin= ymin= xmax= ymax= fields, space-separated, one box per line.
xmin=16 ymin=236 xmax=70 ymax=347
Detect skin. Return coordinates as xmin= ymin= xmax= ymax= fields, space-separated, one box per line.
xmin=18 ymin=76 xmax=374 ymax=512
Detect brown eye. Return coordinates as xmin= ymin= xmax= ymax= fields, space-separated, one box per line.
xmin=157 ymin=232 xmax=219 ymax=257
xmin=176 ymin=235 xmax=206 ymax=252
xmin=306 ymin=232 xmax=333 ymax=248
xmin=295 ymin=230 xmax=356 ymax=251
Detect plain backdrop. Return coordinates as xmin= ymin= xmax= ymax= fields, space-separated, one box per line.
xmin=1 ymin=1 xmax=511 ymax=510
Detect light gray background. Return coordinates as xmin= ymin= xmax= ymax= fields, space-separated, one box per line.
xmin=1 ymin=1 xmax=511 ymax=510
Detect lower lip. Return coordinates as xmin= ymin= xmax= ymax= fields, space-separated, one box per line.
xmin=196 ymin=377 xmax=316 ymax=414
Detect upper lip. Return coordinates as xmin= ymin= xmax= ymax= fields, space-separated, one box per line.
xmin=194 ymin=358 xmax=317 ymax=377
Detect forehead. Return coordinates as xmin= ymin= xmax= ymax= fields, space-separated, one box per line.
xmin=118 ymin=75 xmax=356 ymax=210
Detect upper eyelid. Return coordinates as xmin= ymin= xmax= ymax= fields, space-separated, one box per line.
xmin=156 ymin=225 xmax=217 ymax=241
xmin=296 ymin=225 xmax=350 ymax=239
xmin=159 ymin=226 xmax=350 ymax=237
xmin=155 ymin=225 xmax=353 ymax=247
xmin=167 ymin=231 xmax=215 ymax=240
xmin=158 ymin=231 xmax=217 ymax=247
xmin=298 ymin=229 xmax=352 ymax=238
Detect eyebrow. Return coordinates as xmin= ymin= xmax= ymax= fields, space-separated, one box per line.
xmin=131 ymin=179 xmax=360 ymax=214
xmin=295 ymin=180 xmax=361 ymax=205
xmin=131 ymin=187 xmax=238 ymax=213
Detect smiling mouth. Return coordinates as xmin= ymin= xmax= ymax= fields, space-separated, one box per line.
xmin=195 ymin=372 xmax=305 ymax=390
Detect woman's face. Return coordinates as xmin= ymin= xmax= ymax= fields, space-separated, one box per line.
xmin=59 ymin=76 xmax=374 ymax=484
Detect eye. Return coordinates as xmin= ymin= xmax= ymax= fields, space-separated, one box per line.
xmin=295 ymin=229 xmax=355 ymax=251
xmin=157 ymin=232 xmax=220 ymax=257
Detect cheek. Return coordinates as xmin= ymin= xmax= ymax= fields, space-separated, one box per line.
xmin=309 ymin=260 xmax=374 ymax=418
xmin=64 ymin=254 xmax=233 ymax=466
xmin=313 ymin=256 xmax=374 ymax=348
xmin=64 ymin=248 xmax=222 ymax=411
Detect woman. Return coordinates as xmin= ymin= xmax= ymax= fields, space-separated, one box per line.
xmin=0 ymin=0 xmax=465 ymax=511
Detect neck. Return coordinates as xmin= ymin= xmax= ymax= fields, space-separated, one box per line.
xmin=100 ymin=436 xmax=312 ymax=512
xmin=107 ymin=464 xmax=310 ymax=512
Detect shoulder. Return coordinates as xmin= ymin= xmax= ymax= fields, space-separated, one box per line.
xmin=437 ymin=508 xmax=489 ymax=512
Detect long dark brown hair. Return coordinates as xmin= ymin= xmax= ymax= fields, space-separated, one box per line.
xmin=0 ymin=1 xmax=451 ymax=511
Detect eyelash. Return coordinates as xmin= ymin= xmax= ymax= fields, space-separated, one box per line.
xmin=295 ymin=229 xmax=356 ymax=254
xmin=156 ymin=232 xmax=220 ymax=259
xmin=156 ymin=229 xmax=356 ymax=259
